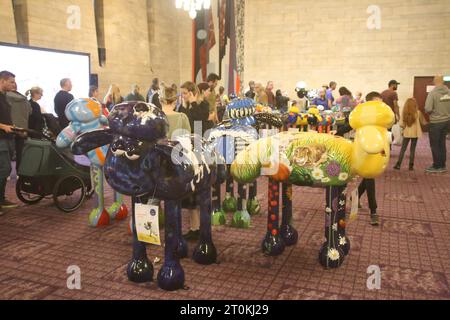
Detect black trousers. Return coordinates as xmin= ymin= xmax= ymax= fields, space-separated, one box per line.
xmin=429 ymin=121 xmax=449 ymax=169
xmin=396 ymin=138 xmax=418 ymax=167
xmin=358 ymin=178 xmax=377 ymax=215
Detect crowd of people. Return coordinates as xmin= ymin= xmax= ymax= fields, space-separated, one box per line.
xmin=0 ymin=70 xmax=449 ymax=231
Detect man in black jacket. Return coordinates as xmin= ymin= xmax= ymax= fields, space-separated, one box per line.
xmin=54 ymin=78 xmax=74 ymax=129
xmin=0 ymin=71 xmax=19 ymax=213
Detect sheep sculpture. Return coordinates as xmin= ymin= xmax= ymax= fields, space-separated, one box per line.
xmin=208 ymin=98 xmax=285 ymax=228
xmin=231 ymin=101 xmax=395 ymax=268
xmin=72 ymin=101 xmax=226 ymax=291
xmin=56 ymin=98 xmax=128 ymax=227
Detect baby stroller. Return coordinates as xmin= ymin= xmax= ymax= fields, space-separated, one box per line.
xmin=14 ymin=127 xmax=93 ymax=213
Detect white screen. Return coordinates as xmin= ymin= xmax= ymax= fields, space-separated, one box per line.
xmin=0 ymin=44 xmax=90 ymax=115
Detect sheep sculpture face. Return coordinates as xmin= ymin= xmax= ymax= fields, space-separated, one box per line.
xmin=231 ymin=101 xmax=395 ymax=186
xmin=73 ymin=102 xmax=200 ymax=200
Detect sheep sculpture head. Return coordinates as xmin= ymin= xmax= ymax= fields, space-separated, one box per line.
xmin=350 ymin=100 xmax=395 ymax=178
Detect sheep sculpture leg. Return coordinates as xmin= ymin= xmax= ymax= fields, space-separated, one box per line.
xmin=280 ymin=183 xmax=299 ymax=246
xmin=108 ymin=192 xmax=128 ymax=221
xmin=222 ymin=166 xmax=238 ymax=213
xmin=89 ymin=164 xmax=110 ymax=227
xmin=127 ymin=197 xmax=154 ymax=283
xmin=211 ymin=182 xmax=226 ymax=225
xmin=262 ymin=178 xmax=286 ymax=256
xmin=232 ymin=183 xmax=251 ymax=228
xmin=319 ymin=186 xmax=349 ymax=269
xmin=158 ymin=200 xmax=185 ymax=291
xmin=176 ymin=202 xmax=188 ymax=259
xmin=247 ymin=182 xmax=260 ymax=216
xmin=193 ymin=188 xmax=218 ymax=265
xmin=337 ymin=188 xmax=351 ymax=256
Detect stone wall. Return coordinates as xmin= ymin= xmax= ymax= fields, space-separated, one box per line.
xmin=0 ymin=0 xmax=192 ymax=100
xmin=2 ymin=0 xmax=449 ymax=106
xmin=244 ymin=0 xmax=450 ymax=104
xmin=0 ymin=1 xmax=17 ymax=43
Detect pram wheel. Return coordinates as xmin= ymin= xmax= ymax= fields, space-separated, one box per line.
xmin=16 ymin=178 xmax=45 ymax=205
xmin=53 ymin=175 xmax=86 ymax=213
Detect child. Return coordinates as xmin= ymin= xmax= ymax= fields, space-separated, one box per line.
xmin=394 ymin=98 xmax=426 ymax=171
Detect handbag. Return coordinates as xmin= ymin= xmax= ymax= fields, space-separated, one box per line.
xmin=391 ymin=123 xmax=403 ymax=146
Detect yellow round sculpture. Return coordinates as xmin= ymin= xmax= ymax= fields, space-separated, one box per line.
xmin=350 ymin=101 xmax=395 ymax=178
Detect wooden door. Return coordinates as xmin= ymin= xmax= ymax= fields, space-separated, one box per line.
xmin=413 ymin=76 xmax=434 ymax=124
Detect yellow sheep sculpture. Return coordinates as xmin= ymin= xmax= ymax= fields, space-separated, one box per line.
xmin=231 ymin=101 xmax=395 ymax=268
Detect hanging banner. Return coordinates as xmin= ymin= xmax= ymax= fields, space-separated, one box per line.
xmin=193 ymin=0 xmax=240 ymax=95
xmin=193 ymin=7 xmax=216 ymax=82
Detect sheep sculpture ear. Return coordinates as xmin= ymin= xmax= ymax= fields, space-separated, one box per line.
xmin=71 ymin=129 xmax=114 ymax=155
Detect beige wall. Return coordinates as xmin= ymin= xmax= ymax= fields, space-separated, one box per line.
xmin=2 ymin=0 xmax=449 ymax=106
xmin=0 ymin=0 xmax=192 ymax=100
xmin=0 ymin=1 xmax=17 ymax=43
xmin=148 ymin=0 xmax=193 ymax=87
xmin=244 ymin=0 xmax=450 ymax=105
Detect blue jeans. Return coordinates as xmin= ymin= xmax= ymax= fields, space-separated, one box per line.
xmin=429 ymin=120 xmax=450 ymax=169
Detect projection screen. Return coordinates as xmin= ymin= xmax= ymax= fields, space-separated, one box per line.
xmin=0 ymin=43 xmax=90 ymax=115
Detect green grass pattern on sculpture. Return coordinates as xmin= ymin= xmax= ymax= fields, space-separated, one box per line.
xmin=222 ymin=195 xmax=238 ymax=213
xmin=286 ymin=134 xmax=352 ymax=187
xmin=211 ymin=209 xmax=226 ymax=226
xmin=247 ymin=198 xmax=261 ymax=216
xmin=231 ymin=210 xmax=251 ymax=229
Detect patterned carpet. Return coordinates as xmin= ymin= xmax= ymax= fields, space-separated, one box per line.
xmin=0 ymin=134 xmax=449 ymax=300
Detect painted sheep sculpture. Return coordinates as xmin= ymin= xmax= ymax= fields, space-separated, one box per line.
xmin=56 ymin=98 xmax=128 ymax=227
xmin=208 ymin=98 xmax=284 ymax=228
xmin=72 ymin=101 xmax=226 ymax=291
xmin=231 ymin=101 xmax=395 ymax=268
